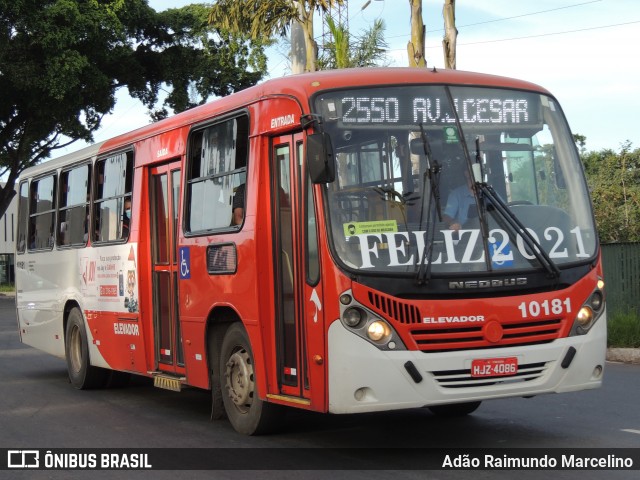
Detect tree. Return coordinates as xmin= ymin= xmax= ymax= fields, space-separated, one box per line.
xmin=145 ymin=4 xmax=268 ymax=119
xmin=0 ymin=1 xmax=267 ymax=218
xmin=442 ymin=0 xmax=457 ymax=69
xmin=582 ymin=142 xmax=640 ymax=243
xmin=407 ymin=0 xmax=426 ymax=67
xmin=208 ymin=0 xmax=344 ymax=73
xmin=318 ymin=17 xmax=388 ymax=70
xmin=573 ymin=133 xmax=587 ymax=154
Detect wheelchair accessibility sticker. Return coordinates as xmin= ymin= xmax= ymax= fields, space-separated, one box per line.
xmin=179 ymin=247 xmax=191 ymax=279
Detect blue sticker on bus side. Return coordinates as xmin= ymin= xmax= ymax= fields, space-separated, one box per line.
xmin=179 ymin=247 xmax=191 ymax=279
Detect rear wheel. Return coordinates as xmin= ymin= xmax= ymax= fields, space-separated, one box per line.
xmin=220 ymin=323 xmax=282 ymax=435
xmin=65 ymin=307 xmax=108 ymax=389
xmin=428 ymin=401 xmax=482 ymax=417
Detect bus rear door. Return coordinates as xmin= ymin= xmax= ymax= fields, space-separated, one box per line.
xmin=148 ymin=161 xmax=185 ymax=383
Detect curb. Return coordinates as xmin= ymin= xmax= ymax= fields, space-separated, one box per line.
xmin=606 ymin=348 xmax=640 ymax=364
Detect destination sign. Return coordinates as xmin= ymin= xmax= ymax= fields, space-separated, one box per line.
xmin=316 ymin=87 xmax=541 ymax=127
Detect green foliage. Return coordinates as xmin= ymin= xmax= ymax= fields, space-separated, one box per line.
xmin=209 ymin=0 xmax=298 ymax=41
xmin=208 ymin=0 xmax=344 ymax=72
xmin=318 ymin=17 xmax=389 ymax=70
xmin=573 ymin=133 xmax=587 ymax=154
xmin=581 ymin=142 xmax=640 ymax=243
xmin=607 ymin=310 xmax=640 ymax=348
xmin=0 ymin=0 xmax=267 ymax=217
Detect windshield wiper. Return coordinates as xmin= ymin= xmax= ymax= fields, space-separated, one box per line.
xmin=441 ymin=87 xmax=560 ymax=280
xmin=475 ymin=180 xmax=561 ymax=279
xmin=415 ymin=123 xmax=443 ymax=285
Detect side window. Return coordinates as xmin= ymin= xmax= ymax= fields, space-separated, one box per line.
xmin=28 ymin=174 xmax=57 ymax=250
xmin=58 ymin=164 xmax=91 ymax=247
xmin=16 ymin=181 xmax=29 ymax=253
xmin=93 ymin=151 xmax=133 ymax=243
xmin=186 ymin=115 xmax=248 ymax=233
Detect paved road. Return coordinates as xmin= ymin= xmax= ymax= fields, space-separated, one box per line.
xmin=1 ymin=295 xmax=638 ymax=479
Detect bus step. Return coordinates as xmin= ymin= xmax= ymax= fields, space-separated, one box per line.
xmin=151 ymin=373 xmax=185 ymax=392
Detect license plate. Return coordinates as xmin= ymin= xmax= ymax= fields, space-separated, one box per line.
xmin=471 ymin=357 xmax=518 ymax=378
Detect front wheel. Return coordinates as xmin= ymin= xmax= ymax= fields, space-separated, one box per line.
xmin=428 ymin=401 xmax=482 ymax=417
xmin=219 ymin=323 xmax=282 ymax=435
xmin=65 ymin=307 xmax=108 ymax=389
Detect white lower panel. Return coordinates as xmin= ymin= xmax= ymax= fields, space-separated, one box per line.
xmin=327 ymin=311 xmax=606 ymax=414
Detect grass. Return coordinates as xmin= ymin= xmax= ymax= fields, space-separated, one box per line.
xmin=607 ymin=310 xmax=640 ymax=348
xmin=0 ymin=282 xmax=14 ymax=293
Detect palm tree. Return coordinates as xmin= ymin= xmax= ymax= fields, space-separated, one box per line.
xmin=208 ymin=0 xmax=345 ymax=73
xmin=319 ymin=17 xmax=389 ymax=70
xmin=408 ymin=0 xmax=426 ymax=67
xmin=442 ymin=0 xmax=457 ymax=69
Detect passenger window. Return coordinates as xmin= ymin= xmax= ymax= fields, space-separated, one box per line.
xmin=186 ymin=115 xmax=248 ymax=233
xmin=16 ymin=181 xmax=29 ymax=253
xmin=58 ymin=164 xmax=91 ymax=247
xmin=28 ymin=174 xmax=57 ymax=250
xmin=93 ymin=152 xmax=133 ymax=243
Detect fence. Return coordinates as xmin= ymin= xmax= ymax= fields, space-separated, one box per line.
xmin=601 ymin=243 xmax=640 ymax=316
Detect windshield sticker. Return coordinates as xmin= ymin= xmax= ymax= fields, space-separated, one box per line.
xmin=443 ymin=126 xmax=459 ymax=143
xmin=343 ymin=220 xmax=398 ymax=236
xmin=348 ymin=226 xmax=590 ymax=269
xmin=490 ymin=240 xmax=514 ymax=269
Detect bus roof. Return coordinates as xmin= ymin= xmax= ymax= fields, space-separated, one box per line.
xmin=21 ymin=67 xmax=550 ymax=179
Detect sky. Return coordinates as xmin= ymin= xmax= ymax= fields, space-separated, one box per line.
xmin=58 ymin=0 xmax=640 ymax=156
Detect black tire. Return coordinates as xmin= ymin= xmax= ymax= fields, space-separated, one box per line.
xmin=207 ymin=328 xmax=225 ymax=421
xmin=105 ymin=370 xmax=131 ymax=389
xmin=428 ymin=401 xmax=482 ymax=417
xmin=219 ymin=323 xmax=282 ymax=435
xmin=65 ymin=307 xmax=108 ymax=389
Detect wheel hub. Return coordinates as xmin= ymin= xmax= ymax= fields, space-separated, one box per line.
xmin=224 ymin=348 xmax=255 ymax=411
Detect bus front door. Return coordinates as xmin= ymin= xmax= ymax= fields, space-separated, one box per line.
xmin=149 ymin=161 xmax=184 ymax=377
xmin=272 ymin=133 xmax=324 ymax=405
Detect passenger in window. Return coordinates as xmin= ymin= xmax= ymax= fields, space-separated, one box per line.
xmin=231 ymin=184 xmax=245 ymax=226
xmin=122 ymin=198 xmax=132 ymax=237
xmin=442 ymin=168 xmax=476 ymax=231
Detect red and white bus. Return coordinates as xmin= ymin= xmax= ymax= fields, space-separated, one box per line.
xmin=15 ymin=68 xmax=606 ymax=435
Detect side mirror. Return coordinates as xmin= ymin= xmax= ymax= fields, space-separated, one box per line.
xmin=307 ymin=132 xmax=335 ymax=183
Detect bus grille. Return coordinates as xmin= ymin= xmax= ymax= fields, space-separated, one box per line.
xmin=431 ymin=362 xmax=547 ymax=388
xmin=367 ymin=291 xmax=422 ymax=324
xmin=410 ymin=319 xmax=563 ymax=352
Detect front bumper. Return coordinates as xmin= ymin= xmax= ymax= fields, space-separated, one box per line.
xmin=327 ymin=307 xmax=606 ymax=414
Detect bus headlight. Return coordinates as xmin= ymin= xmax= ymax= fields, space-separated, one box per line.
xmin=590 ymin=291 xmax=604 ymax=312
xmin=570 ymin=282 xmax=605 ymax=336
xmin=367 ymin=321 xmax=391 ymax=343
xmin=576 ymin=306 xmax=593 ymax=326
xmin=343 ymin=307 xmax=364 ymax=328
xmin=338 ymin=290 xmax=406 ymax=351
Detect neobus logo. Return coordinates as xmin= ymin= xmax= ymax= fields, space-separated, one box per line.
xmin=449 ymin=278 xmax=528 ymax=289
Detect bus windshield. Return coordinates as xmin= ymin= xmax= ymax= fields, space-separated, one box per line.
xmin=313 ymin=85 xmax=597 ymax=275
